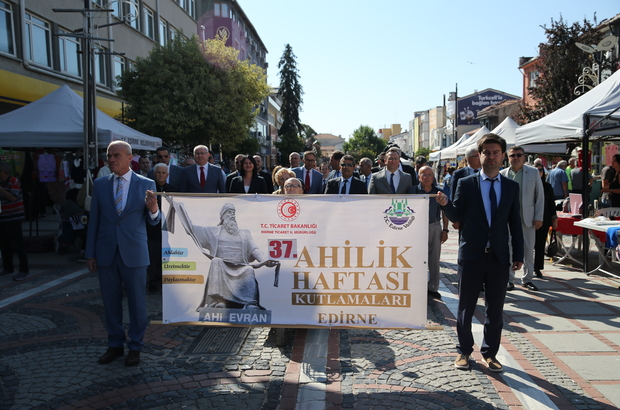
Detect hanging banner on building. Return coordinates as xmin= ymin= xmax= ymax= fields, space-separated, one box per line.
xmin=160 ymin=193 xmax=429 ymax=329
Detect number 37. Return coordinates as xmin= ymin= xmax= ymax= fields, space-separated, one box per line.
xmin=268 ymin=239 xmax=298 ymax=259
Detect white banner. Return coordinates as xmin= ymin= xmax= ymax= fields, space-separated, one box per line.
xmin=160 ymin=194 xmax=429 ymax=329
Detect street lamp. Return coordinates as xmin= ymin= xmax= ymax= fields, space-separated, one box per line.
xmin=574 ymin=35 xmax=618 ymax=95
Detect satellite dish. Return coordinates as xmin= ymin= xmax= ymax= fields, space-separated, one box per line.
xmin=575 ymin=42 xmax=596 ymax=53
xmin=597 ymin=36 xmax=618 ymax=51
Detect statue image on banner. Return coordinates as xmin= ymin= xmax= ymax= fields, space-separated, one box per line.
xmin=164 ymin=198 xmax=280 ymax=324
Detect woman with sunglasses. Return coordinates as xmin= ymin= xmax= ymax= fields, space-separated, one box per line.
xmin=534 ymin=165 xmax=558 ymax=277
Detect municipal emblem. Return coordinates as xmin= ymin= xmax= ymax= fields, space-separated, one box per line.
xmin=383 ymin=198 xmax=415 ymax=230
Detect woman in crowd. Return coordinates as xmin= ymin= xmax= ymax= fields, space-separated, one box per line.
xmin=271 ymin=165 xmax=283 ymax=191
xmin=534 ymin=164 xmax=558 ymax=278
xmin=228 ymin=155 xmax=268 ymax=194
xmin=272 ymin=168 xmax=296 ymax=194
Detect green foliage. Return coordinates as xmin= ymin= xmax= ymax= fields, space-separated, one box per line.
xmin=222 ymin=135 xmax=260 ymax=160
xmin=276 ymin=44 xmax=305 ymax=165
xmin=118 ymin=36 xmax=269 ymax=150
xmin=515 ymin=14 xmax=618 ymax=124
xmin=415 ymin=147 xmax=431 ymax=159
xmin=343 ymin=125 xmax=385 ymax=161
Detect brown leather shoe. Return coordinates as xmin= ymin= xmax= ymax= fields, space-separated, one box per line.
xmin=98 ymin=347 xmax=124 ymax=364
xmin=125 ymin=350 xmax=140 ymax=366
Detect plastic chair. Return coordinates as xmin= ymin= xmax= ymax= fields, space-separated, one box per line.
xmin=594 ymin=207 xmax=620 ymax=218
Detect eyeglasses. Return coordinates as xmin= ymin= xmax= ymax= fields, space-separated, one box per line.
xmin=508 ymin=153 xmax=524 ymax=158
xmin=340 ymin=163 xmax=354 ymax=168
xmin=284 ymin=184 xmax=302 ymax=189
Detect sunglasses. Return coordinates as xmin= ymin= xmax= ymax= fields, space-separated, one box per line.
xmin=508 ymin=153 xmax=524 ymax=158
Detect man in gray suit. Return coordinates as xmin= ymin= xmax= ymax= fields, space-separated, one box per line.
xmin=500 ymin=146 xmax=544 ymax=291
xmin=179 ymin=145 xmax=226 ymax=193
xmin=368 ymin=150 xmax=413 ymax=194
xmin=293 ymin=151 xmax=323 ymax=194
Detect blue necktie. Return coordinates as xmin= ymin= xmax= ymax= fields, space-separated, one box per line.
xmin=489 ymin=178 xmax=497 ymax=222
xmin=340 ymin=179 xmax=348 ymax=194
xmin=115 ymin=176 xmax=123 ymax=215
xmin=390 ymin=173 xmax=396 ymax=194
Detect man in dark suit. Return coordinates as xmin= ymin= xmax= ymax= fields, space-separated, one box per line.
xmin=371 ymin=152 xmax=386 ymax=173
xmin=86 ymin=141 xmax=160 ymax=366
xmin=147 ymin=147 xmax=182 ymax=189
xmin=368 ymin=150 xmax=413 ymax=194
xmin=450 ymin=146 xmax=481 ymax=200
xmin=325 ymin=155 xmax=368 ymax=194
xmin=253 ymin=155 xmax=274 ymax=193
xmin=327 ymin=151 xmax=345 ymax=180
xmin=226 ymin=154 xmax=244 ymax=192
xmin=358 ymin=157 xmax=373 ymax=191
xmin=293 ymin=151 xmax=323 ymax=194
xmin=437 ymin=133 xmax=523 ymax=373
xmin=179 ymin=145 xmax=226 ymax=193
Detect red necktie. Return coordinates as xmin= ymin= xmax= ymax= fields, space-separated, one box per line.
xmin=305 ymin=170 xmax=310 ymax=193
xmin=200 ymin=166 xmax=206 ymax=188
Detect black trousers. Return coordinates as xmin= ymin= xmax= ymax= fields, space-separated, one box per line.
xmin=456 ymin=252 xmax=509 ymax=358
xmin=0 ymin=220 xmax=29 ymax=273
xmin=534 ymin=225 xmax=551 ymax=271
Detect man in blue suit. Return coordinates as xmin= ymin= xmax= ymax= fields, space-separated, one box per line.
xmin=86 ymin=141 xmax=160 ymax=366
xmin=450 ymin=147 xmax=481 ymax=230
xmin=293 ymin=151 xmax=323 ymax=194
xmin=179 ymin=145 xmax=226 ymax=193
xmin=147 ymin=146 xmax=182 ymax=189
xmin=437 ymin=133 xmax=524 ymax=373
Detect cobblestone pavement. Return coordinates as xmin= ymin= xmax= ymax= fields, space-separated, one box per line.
xmin=1 ymin=219 xmax=620 ymax=409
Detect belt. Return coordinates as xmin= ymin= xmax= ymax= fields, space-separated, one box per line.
xmin=484 ymin=247 xmax=493 ymax=254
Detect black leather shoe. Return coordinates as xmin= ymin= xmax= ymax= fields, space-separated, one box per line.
xmin=523 ymin=282 xmax=538 ymax=291
xmin=507 ymin=282 xmax=515 ymax=291
xmin=534 ymin=270 xmax=543 ymax=278
xmin=125 ymin=350 xmax=140 ymax=366
xmin=98 ymin=347 xmax=124 ymax=364
xmin=427 ymin=290 xmax=442 ymax=300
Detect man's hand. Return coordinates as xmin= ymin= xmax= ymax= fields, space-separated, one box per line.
xmin=441 ymin=230 xmax=448 ymax=244
xmin=87 ymin=257 xmax=97 ymax=272
xmin=145 ymin=190 xmax=159 ymax=214
xmin=534 ymin=220 xmax=543 ymax=230
xmin=436 ymin=191 xmax=448 ymax=206
xmin=512 ymin=261 xmax=523 ymax=271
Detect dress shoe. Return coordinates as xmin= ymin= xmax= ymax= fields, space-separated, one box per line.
xmin=427 ymin=290 xmax=442 ymax=300
xmin=454 ymin=354 xmax=470 ymax=369
xmin=484 ymin=356 xmax=503 ymax=372
xmin=125 ymin=350 xmax=140 ymax=366
xmin=534 ymin=270 xmax=543 ymax=278
xmin=0 ymin=270 xmax=14 ymax=277
xmin=506 ymin=282 xmax=515 ymax=291
xmin=98 ymin=347 xmax=124 ymax=364
xmin=523 ymin=282 xmax=538 ymax=291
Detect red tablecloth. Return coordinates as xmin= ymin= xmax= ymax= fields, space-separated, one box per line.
xmin=556 ymin=214 xmax=607 ymax=242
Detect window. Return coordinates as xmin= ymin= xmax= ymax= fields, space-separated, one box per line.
xmin=25 ymin=13 xmax=51 ymax=67
xmin=143 ymin=6 xmax=154 ymax=39
xmin=59 ymin=29 xmax=80 ymax=76
xmin=159 ymin=19 xmax=167 ymax=46
xmin=214 ymin=3 xmax=220 ymax=16
xmin=0 ymin=1 xmax=15 ymax=55
xmin=530 ymin=70 xmax=539 ymax=88
xmin=113 ymin=55 xmax=124 ymax=89
xmin=178 ymin=0 xmax=186 ymax=10
xmin=125 ymin=0 xmax=139 ymax=30
xmin=188 ymin=0 xmax=195 ymax=18
xmin=169 ymin=25 xmax=178 ymax=41
xmin=110 ymin=0 xmax=121 ymax=18
xmin=94 ymin=47 xmax=108 ymax=85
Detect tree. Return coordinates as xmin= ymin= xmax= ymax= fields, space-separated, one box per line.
xmin=515 ymin=14 xmax=618 ymax=124
xmin=343 ymin=125 xmax=385 ymax=161
xmin=118 ymin=35 xmax=269 ymax=150
xmin=276 ymin=44 xmax=305 ymax=165
xmin=414 ymin=147 xmax=431 ymax=159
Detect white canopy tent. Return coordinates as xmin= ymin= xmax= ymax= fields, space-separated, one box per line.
xmin=516 ymin=69 xmax=620 ymax=145
xmin=0 ymin=85 xmax=161 ymax=150
xmin=429 ymin=127 xmax=485 ymax=161
xmin=454 ymin=126 xmax=490 ymax=156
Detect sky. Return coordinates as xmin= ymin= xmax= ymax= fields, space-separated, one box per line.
xmin=240 ymin=0 xmax=619 ymax=140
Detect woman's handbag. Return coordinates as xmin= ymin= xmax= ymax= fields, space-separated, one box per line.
xmin=546 ymin=229 xmax=558 ymax=257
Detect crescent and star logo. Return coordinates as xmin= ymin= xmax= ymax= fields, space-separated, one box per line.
xmin=277 ymin=198 xmax=300 ymax=221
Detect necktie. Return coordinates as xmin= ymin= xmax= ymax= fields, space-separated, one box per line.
xmin=114 ymin=176 xmax=123 ymax=215
xmin=340 ymin=179 xmax=348 ymax=194
xmin=390 ymin=173 xmax=396 ymax=194
xmin=200 ymin=166 xmax=206 ymax=188
xmin=305 ymin=170 xmax=311 ymax=193
xmin=489 ymin=178 xmax=497 ymax=222
xmin=365 ymin=176 xmax=370 ymax=189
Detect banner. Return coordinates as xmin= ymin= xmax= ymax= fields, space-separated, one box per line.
xmin=160 ymin=194 xmax=429 ymax=329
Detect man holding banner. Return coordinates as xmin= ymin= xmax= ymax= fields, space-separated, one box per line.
xmin=437 ymin=133 xmax=523 ymax=373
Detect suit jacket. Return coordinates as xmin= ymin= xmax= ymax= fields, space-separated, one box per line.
xmin=259 ymin=169 xmax=274 ymax=193
xmin=180 ymin=163 xmax=226 ymax=193
xmin=451 ymin=166 xmax=477 ymax=200
xmin=226 ymin=171 xmax=241 ymax=192
xmin=86 ymin=172 xmax=160 ymax=268
xmin=228 ymin=175 xmax=268 ymax=194
xmin=147 ymin=164 xmax=183 ymax=190
xmin=293 ymin=167 xmax=323 ymax=194
xmin=325 ymin=177 xmax=368 ymax=194
xmin=368 ymin=169 xmax=412 ymax=194
xmin=500 ymin=164 xmax=544 ymax=228
xmin=401 ymin=164 xmax=419 ymax=186
xmin=441 ymin=173 xmax=524 ymax=266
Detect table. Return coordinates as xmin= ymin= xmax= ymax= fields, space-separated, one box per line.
xmin=574 ymin=219 xmax=620 ymax=278
xmin=554 ymin=214 xmax=586 ymax=266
